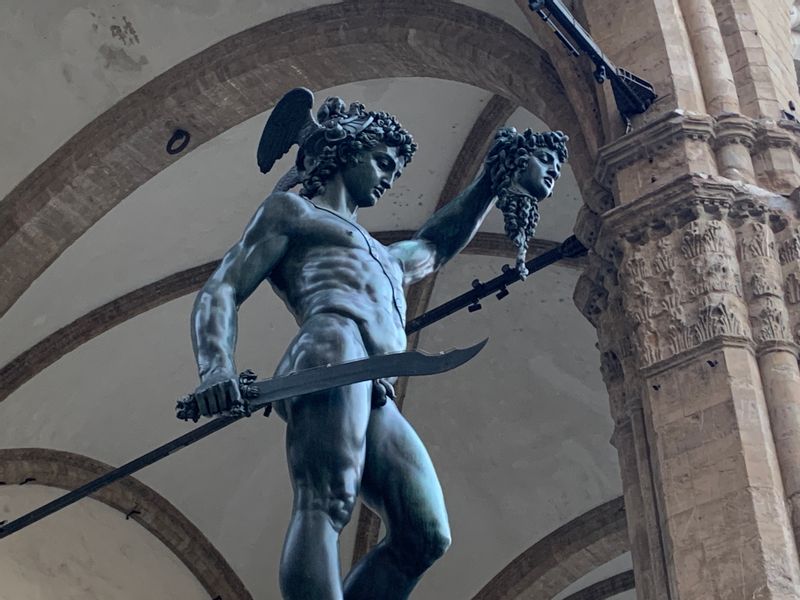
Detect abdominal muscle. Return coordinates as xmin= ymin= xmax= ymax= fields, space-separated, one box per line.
xmin=272 ymin=246 xmax=408 ymax=356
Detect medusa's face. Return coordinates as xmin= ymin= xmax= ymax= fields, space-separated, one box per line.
xmin=341 ymin=143 xmax=404 ymax=208
xmin=517 ymin=147 xmax=562 ymax=200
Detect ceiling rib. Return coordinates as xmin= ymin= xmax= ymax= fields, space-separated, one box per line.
xmin=471 ymin=496 xmax=628 ymax=600
xmin=350 ymin=94 xmax=517 ymax=567
xmin=562 ymin=570 xmax=635 ymax=600
xmin=0 ymin=448 xmax=252 ymax=600
xmin=0 ymin=0 xmax=592 ymax=320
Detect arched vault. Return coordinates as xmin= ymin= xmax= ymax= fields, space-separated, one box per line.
xmin=0 ymin=0 xmax=595 ymax=319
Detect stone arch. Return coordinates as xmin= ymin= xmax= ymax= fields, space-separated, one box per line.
xmin=0 ymin=447 xmax=252 ymax=599
xmin=0 ymin=0 xmax=596 ymax=319
xmin=471 ymin=496 xmax=628 ymax=600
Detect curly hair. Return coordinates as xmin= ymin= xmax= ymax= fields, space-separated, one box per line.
xmin=485 ymin=127 xmax=569 ymax=278
xmin=298 ymin=98 xmax=417 ymax=199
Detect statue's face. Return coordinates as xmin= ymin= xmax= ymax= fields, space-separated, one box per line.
xmin=341 ymin=143 xmax=404 ymax=208
xmin=517 ymin=147 xmax=562 ymax=200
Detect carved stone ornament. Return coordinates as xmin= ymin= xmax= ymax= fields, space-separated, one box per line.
xmin=600 ymin=350 xmax=624 ymax=382
xmin=786 ymin=273 xmax=800 ymax=304
xmin=633 ymin=326 xmax=661 ymax=366
xmin=738 ymin=222 xmax=776 ymax=261
xmin=751 ymin=272 xmax=782 ymax=298
xmin=754 ymin=300 xmax=792 ymax=344
xmin=652 ymin=236 xmax=675 ymax=274
xmin=779 ymin=227 xmax=800 ymax=265
xmin=693 ymin=300 xmax=746 ymax=343
xmin=680 ymin=220 xmax=728 ymax=259
xmin=667 ymin=320 xmax=695 ymax=355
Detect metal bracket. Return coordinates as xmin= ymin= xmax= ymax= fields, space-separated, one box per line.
xmin=528 ymin=0 xmax=657 ymax=124
xmin=166 ymin=129 xmax=191 ymax=155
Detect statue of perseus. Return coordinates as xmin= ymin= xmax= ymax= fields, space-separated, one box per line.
xmin=186 ymin=88 xmax=567 ymax=599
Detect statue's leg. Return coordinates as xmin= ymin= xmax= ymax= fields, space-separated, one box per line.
xmin=276 ymin=314 xmax=371 ymax=600
xmin=342 ymin=400 xmax=450 ymax=600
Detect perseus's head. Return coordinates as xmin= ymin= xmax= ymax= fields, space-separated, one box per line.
xmin=297 ymin=97 xmax=417 ymax=204
xmin=486 ymin=127 xmax=569 ymax=202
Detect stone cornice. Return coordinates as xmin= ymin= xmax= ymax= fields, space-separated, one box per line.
xmin=640 ymin=335 xmax=753 ymax=379
xmin=597 ymin=173 xmax=732 ymax=252
xmin=754 ymin=119 xmax=797 ymax=152
xmin=595 ymin=173 xmax=795 ymax=256
xmin=594 ymin=110 xmax=715 ymax=187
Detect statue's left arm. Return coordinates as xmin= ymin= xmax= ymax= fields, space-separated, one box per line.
xmin=390 ymin=169 xmax=495 ymax=285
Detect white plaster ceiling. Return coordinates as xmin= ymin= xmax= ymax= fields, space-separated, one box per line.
xmin=0 ymin=0 xmax=539 ymax=200
xmin=1 ymin=485 xmax=208 ymax=600
xmin=0 ymin=2 xmax=629 ymax=599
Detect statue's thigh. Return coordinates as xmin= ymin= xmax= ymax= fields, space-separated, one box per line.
xmin=361 ymin=402 xmax=449 ymax=536
xmin=279 ymin=314 xmax=372 ymax=490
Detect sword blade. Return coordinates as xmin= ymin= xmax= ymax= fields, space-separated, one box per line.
xmin=248 ymin=338 xmax=487 ymax=412
xmin=0 ymin=340 xmax=486 ymax=540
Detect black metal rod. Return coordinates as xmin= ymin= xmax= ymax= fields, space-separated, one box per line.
xmin=406 ymin=235 xmax=586 ymax=334
xmin=0 ymin=415 xmax=237 ymax=539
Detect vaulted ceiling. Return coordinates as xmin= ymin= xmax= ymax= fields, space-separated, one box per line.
xmin=0 ymin=1 xmax=635 ymax=598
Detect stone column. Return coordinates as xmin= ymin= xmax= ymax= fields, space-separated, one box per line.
xmin=586 ymin=261 xmax=672 ymax=600
xmin=576 ymin=109 xmax=800 ymax=598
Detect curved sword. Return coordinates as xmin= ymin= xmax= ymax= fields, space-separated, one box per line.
xmin=0 ymin=339 xmax=487 ymax=540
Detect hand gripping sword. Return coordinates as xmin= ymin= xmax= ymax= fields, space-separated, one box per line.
xmin=0 ymin=340 xmax=485 ymax=540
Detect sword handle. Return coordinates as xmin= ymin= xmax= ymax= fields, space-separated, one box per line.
xmin=175 ymin=369 xmax=263 ymax=422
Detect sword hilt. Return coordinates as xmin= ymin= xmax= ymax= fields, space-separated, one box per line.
xmin=175 ymin=369 xmax=263 ymax=422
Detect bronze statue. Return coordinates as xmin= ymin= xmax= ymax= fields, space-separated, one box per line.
xmin=187 ymin=88 xmax=567 ymax=600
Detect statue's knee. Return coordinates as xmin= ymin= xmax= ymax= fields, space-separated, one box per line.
xmin=397 ymin=521 xmax=451 ymax=574
xmin=298 ymin=490 xmax=357 ymax=532
xmin=326 ymin=494 xmax=357 ymax=531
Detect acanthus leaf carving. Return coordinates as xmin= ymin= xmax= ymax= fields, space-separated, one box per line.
xmin=786 ymin=272 xmax=800 ymax=304
xmin=779 ymin=227 xmax=800 ymax=265
xmin=680 ymin=220 xmax=727 ymax=259
xmin=753 ymin=300 xmax=791 ymax=344
xmin=633 ymin=326 xmax=661 ymax=366
xmin=693 ymin=300 xmax=746 ymax=343
xmin=667 ymin=321 xmax=695 ymax=354
xmin=750 ymin=272 xmax=781 ymax=298
xmin=652 ymin=237 xmax=674 ymax=274
xmin=687 ymin=253 xmax=741 ymax=297
xmin=680 ymin=222 xmax=704 ymax=259
xmin=626 ymin=281 xmax=656 ymax=325
xmin=738 ymin=222 xmax=776 ymax=261
xmin=623 ymin=253 xmax=649 ymax=280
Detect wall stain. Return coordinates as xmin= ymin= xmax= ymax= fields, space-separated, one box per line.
xmin=110 ymin=16 xmax=139 ymax=46
xmin=61 ymin=64 xmax=73 ymax=84
xmin=98 ymin=45 xmax=149 ymax=72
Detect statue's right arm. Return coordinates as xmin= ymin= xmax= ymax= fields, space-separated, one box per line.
xmin=190 ymin=193 xmax=293 ymax=413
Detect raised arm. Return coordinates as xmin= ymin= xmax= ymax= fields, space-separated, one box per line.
xmin=390 ymin=169 xmax=495 ymax=285
xmin=189 ymin=194 xmax=291 ymax=415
